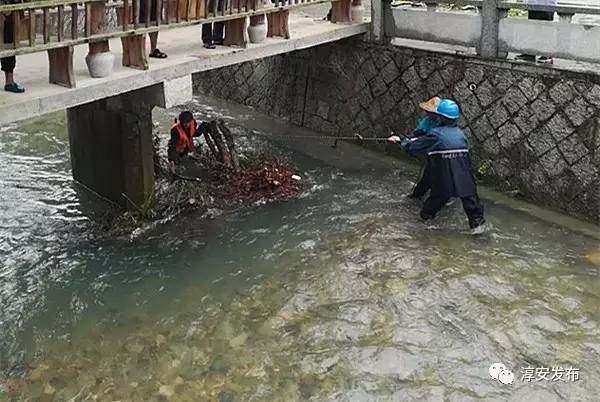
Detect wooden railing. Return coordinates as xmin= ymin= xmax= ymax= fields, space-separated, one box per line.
xmin=0 ymin=0 xmax=357 ymax=88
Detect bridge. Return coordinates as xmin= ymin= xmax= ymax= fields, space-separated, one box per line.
xmin=1 ymin=0 xmax=599 ymax=220
xmin=0 ymin=0 xmax=369 ymax=207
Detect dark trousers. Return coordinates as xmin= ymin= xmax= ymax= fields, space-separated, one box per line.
xmin=528 ymin=10 xmax=554 ymax=21
xmin=420 ymin=194 xmax=485 ymax=229
xmin=412 ymin=163 xmax=430 ymax=198
xmin=202 ymin=0 xmax=224 ymax=44
xmin=1 ymin=14 xmax=16 ymax=74
xmin=202 ymin=21 xmax=224 ymax=44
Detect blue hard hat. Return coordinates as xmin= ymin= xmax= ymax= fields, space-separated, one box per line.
xmin=436 ymin=99 xmax=460 ymax=120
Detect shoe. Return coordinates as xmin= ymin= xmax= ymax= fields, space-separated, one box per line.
xmin=419 ymin=211 xmax=434 ymax=221
xmin=470 ymin=223 xmax=488 ymax=235
xmin=469 ymin=217 xmax=486 ymax=230
xmin=537 ymin=56 xmax=554 ymax=64
xmin=149 ymin=48 xmax=167 ymax=58
xmin=203 ymin=42 xmax=216 ymax=49
xmin=515 ymin=54 xmax=535 ymax=62
xmin=4 ymin=82 xmax=25 ymax=93
xmin=213 ymin=39 xmax=224 ymax=46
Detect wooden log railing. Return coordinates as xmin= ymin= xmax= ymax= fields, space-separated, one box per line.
xmin=0 ymin=0 xmax=357 ymax=88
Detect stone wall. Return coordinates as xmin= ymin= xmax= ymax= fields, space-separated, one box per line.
xmin=194 ymin=38 xmax=600 ymax=223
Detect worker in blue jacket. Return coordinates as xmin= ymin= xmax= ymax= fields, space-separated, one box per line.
xmin=409 ymin=96 xmax=442 ymax=199
xmin=388 ymin=99 xmax=485 ymax=230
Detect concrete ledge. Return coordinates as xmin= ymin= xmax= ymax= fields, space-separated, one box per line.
xmin=0 ymin=19 xmax=369 ymax=126
xmin=389 ymin=37 xmax=600 ymax=80
xmin=500 ymin=19 xmax=600 ymax=64
xmin=386 ymin=9 xmax=481 ymax=48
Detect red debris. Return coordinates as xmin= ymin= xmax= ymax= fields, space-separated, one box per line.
xmin=222 ymin=161 xmax=303 ymax=202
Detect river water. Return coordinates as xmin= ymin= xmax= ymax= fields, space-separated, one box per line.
xmin=0 ymin=97 xmax=599 ymax=401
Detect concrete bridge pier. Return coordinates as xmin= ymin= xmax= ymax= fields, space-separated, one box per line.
xmin=67 ymin=76 xmax=193 ymax=209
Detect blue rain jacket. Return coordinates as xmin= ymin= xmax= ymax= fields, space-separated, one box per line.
xmin=401 ymin=125 xmax=478 ymax=198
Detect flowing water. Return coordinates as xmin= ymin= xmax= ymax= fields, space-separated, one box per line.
xmin=0 ymin=97 xmax=599 ymax=401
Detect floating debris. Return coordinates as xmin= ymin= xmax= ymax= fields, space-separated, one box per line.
xmin=222 ymin=160 xmax=303 ymax=202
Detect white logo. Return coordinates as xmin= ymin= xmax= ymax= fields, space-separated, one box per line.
xmin=489 ymin=362 xmax=506 ymax=380
xmin=498 ymin=369 xmax=515 ymax=385
xmin=489 ymin=362 xmax=514 ymax=385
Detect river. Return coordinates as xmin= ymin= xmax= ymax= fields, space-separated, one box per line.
xmin=0 ymin=97 xmax=599 ymax=401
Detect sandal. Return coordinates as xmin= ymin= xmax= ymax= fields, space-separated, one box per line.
xmin=149 ymin=48 xmax=168 ymax=59
xmin=4 ymin=83 xmax=25 ymax=93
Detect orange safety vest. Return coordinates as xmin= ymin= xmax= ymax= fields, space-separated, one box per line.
xmin=172 ymin=120 xmax=197 ymax=154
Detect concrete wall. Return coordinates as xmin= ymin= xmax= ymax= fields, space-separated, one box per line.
xmin=194 ymin=38 xmax=600 ymax=223
xmin=386 ymin=7 xmax=600 ymax=63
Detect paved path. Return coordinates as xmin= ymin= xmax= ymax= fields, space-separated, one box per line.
xmin=0 ymin=13 xmax=369 ymax=125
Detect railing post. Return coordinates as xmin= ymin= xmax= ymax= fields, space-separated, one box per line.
xmin=478 ymin=0 xmax=507 ymax=59
xmin=87 ymin=1 xmax=114 ymax=77
xmin=424 ymin=1 xmax=437 ymax=12
xmin=370 ymin=0 xmax=391 ymax=43
xmin=557 ymin=12 xmax=573 ymax=23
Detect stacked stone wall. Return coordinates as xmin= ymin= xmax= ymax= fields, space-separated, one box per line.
xmin=194 ymin=38 xmax=600 ymax=223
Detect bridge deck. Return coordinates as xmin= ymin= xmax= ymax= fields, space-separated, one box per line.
xmin=0 ymin=14 xmax=368 ymax=125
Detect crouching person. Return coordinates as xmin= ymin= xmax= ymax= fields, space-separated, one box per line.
xmin=388 ymin=99 xmax=485 ymax=230
xmin=168 ymin=111 xmax=204 ymax=173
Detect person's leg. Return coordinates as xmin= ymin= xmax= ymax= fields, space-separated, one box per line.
xmin=460 ymin=194 xmax=485 ymax=229
xmin=149 ymin=32 xmax=158 ymax=52
xmin=147 ymin=0 xmax=167 ymax=58
xmin=2 ymin=14 xmax=24 ymax=93
xmin=148 ymin=31 xmax=167 ymax=57
xmin=213 ymin=21 xmax=224 ymax=44
xmin=420 ymin=195 xmax=450 ymax=221
xmin=1 ymin=57 xmax=16 ymax=84
xmin=202 ymin=23 xmax=216 ymax=48
xmin=411 ymin=163 xmax=430 ymax=199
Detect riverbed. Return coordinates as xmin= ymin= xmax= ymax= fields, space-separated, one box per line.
xmin=0 ymin=97 xmax=599 ymax=401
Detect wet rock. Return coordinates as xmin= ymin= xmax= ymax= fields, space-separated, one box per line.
xmin=229 ymin=333 xmax=248 ymax=348
xmin=218 ymin=390 xmax=236 ymax=402
xmin=29 ymin=364 xmax=49 ymax=381
xmin=43 ymin=383 xmax=56 ymax=395
xmin=210 ymin=353 xmax=234 ymax=372
xmin=214 ymin=318 xmax=235 ymax=342
xmin=124 ymin=341 xmax=145 ymax=354
xmin=158 ymin=384 xmax=175 ymax=398
xmin=156 ymin=334 xmax=167 ymax=347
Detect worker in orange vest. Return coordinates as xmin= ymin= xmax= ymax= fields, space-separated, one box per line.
xmin=168 ymin=111 xmax=204 ymax=173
